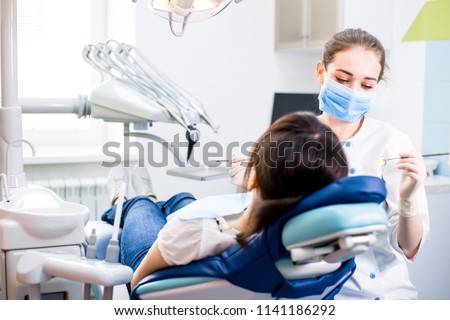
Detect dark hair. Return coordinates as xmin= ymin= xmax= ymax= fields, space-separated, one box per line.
xmin=322 ymin=28 xmax=386 ymax=82
xmin=236 ymin=111 xmax=348 ymax=244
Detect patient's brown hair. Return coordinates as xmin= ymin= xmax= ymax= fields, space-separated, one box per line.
xmin=237 ymin=111 xmax=348 ymax=244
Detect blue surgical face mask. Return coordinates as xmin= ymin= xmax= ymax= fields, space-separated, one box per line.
xmin=318 ymin=74 xmax=376 ymax=122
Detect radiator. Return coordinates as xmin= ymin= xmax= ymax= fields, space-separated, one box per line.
xmin=30 ymin=177 xmax=110 ymax=221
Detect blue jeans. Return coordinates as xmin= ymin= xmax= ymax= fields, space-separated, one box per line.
xmin=101 ymin=192 xmax=196 ymax=271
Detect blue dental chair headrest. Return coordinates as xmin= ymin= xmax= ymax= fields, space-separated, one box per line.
xmin=129 ymin=175 xmax=387 ymax=300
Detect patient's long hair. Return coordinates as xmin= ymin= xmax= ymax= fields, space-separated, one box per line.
xmin=237 ymin=111 xmax=348 ymax=244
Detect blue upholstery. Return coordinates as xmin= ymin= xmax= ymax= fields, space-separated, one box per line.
xmin=128 ymin=175 xmax=387 ymax=300
xmin=282 ymin=203 xmax=387 ymax=248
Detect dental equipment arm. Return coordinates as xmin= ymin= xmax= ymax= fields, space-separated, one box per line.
xmin=18 ymin=39 xmax=222 ymax=177
xmin=19 ymin=40 xmax=219 ymax=164
xmin=83 ymin=40 xmax=219 ymax=161
xmin=84 ymin=41 xmax=218 ymax=130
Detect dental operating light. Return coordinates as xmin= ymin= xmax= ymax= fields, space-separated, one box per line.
xmin=133 ymin=0 xmax=245 ymax=36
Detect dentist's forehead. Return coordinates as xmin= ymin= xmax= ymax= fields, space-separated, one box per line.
xmin=328 ymin=47 xmax=382 ymax=80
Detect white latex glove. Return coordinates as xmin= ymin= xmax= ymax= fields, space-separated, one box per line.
xmin=396 ymin=150 xmax=426 ymax=218
xmin=396 ymin=150 xmax=427 ymax=199
xmin=228 ymin=154 xmax=249 ymax=188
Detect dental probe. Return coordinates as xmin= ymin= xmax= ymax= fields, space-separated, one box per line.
xmin=378 ymin=152 xmax=449 ymax=166
xmin=210 ymin=159 xmax=250 ymax=165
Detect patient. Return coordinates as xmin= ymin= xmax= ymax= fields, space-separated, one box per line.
xmin=101 ymin=111 xmax=348 ymax=290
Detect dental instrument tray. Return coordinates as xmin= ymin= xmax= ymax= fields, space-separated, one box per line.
xmin=166 ymin=166 xmax=229 ymax=181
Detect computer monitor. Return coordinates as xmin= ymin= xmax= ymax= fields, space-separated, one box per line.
xmin=271 ymin=92 xmax=321 ymax=123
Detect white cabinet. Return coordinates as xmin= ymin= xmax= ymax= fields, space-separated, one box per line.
xmin=275 ymin=0 xmax=392 ymax=51
xmin=275 ymin=0 xmax=341 ymax=50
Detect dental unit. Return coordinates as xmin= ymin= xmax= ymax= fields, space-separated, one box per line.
xmin=0 ymin=0 xmax=231 ymax=300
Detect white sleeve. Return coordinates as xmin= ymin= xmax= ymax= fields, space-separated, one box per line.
xmin=157 ymin=217 xmax=237 ymax=266
xmin=381 ymin=133 xmax=430 ymax=261
xmin=157 ymin=217 xmax=205 ymax=266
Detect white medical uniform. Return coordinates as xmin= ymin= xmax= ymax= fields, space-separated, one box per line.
xmin=334 ymin=116 xmax=430 ymax=300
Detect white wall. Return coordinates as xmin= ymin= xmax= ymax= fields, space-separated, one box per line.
xmin=366 ymin=0 xmax=426 ymax=150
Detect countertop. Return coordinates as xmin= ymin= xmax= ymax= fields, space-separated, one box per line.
xmin=424 ymin=175 xmax=450 ymax=194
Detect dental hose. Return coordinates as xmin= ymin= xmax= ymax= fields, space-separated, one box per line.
xmin=106 ymin=181 xmax=126 ymax=263
xmin=103 ymin=181 xmax=126 ymax=299
xmin=84 ymin=228 xmax=97 ymax=299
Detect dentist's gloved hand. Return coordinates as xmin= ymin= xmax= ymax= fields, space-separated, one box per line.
xmin=229 ymin=154 xmax=249 ymax=188
xmin=396 ymin=150 xmax=426 ymax=217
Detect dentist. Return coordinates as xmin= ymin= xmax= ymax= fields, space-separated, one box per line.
xmin=315 ymin=28 xmax=428 ymax=300
xmin=230 ymin=28 xmax=429 ymax=300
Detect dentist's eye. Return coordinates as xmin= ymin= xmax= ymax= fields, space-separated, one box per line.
xmin=336 ymin=78 xmax=348 ymax=83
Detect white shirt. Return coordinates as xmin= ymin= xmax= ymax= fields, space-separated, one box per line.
xmin=335 ymin=116 xmax=430 ymax=300
xmin=157 ymin=193 xmax=249 ymax=266
xmin=157 ymin=216 xmax=238 ymax=266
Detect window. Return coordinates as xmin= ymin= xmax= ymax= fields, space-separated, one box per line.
xmin=15 ymin=0 xmax=135 ymax=156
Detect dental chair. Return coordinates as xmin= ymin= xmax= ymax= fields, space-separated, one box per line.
xmin=86 ymin=175 xmax=387 ymax=300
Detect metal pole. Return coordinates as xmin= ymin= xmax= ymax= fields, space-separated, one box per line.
xmin=1 ymin=0 xmax=18 ymax=108
xmin=0 ymin=0 xmax=27 ymax=188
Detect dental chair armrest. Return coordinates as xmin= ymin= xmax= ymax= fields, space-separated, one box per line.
xmin=282 ymin=203 xmax=387 ymax=263
xmin=275 ymin=258 xmax=341 ymax=279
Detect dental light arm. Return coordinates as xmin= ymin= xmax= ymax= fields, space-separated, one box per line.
xmin=134 ymin=0 xmax=245 ymax=37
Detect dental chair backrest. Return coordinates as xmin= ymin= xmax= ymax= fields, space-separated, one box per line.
xmin=128 ymin=175 xmax=387 ymax=300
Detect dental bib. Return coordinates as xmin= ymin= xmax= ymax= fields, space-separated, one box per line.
xmin=168 ymin=192 xmax=253 ymax=220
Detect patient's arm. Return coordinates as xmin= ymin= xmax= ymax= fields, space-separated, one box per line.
xmin=131 ymin=240 xmax=169 ymax=290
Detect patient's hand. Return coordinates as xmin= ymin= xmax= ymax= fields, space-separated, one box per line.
xmin=229 ymin=154 xmax=248 ymax=188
